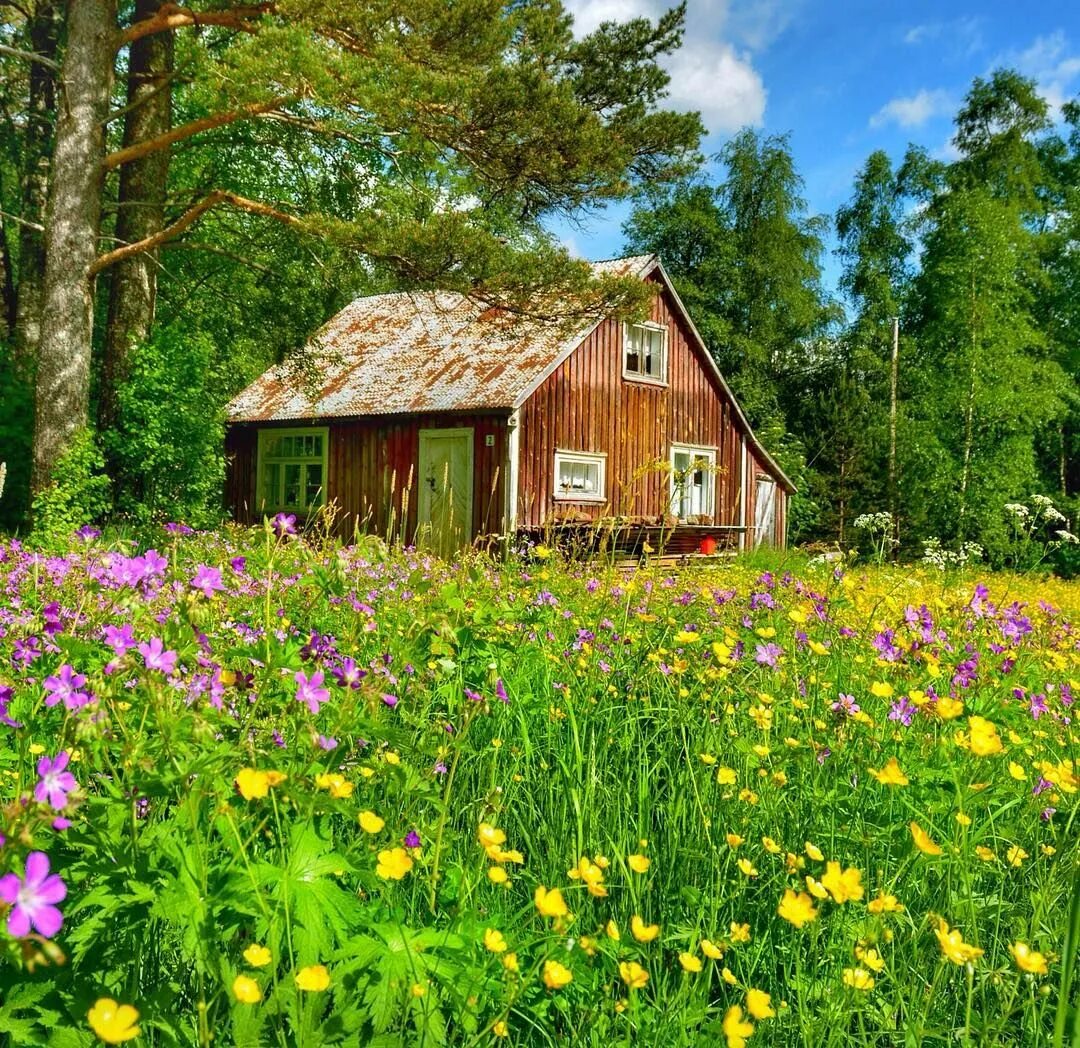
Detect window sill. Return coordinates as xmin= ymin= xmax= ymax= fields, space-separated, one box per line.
xmin=554 ymin=494 xmax=608 ymax=504
xmin=622 ymin=372 xmax=669 ymax=388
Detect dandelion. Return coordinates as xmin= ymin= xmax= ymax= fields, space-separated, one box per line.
xmin=295 ymin=965 xmax=331 ymax=991
xmin=87 ymin=999 xmax=140 ymax=1044
xmin=777 ymin=889 xmax=818 ymax=928
xmin=542 ymin=960 xmax=573 ymax=989
xmin=620 ymin=960 xmax=649 ymax=989
xmin=0 ymin=851 xmax=66 ymax=938
xmin=722 ymin=1005 xmax=754 ymax=1048
xmin=1009 ymin=942 xmax=1049 ymax=976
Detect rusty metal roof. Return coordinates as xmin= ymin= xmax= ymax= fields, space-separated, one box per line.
xmin=227 ymin=255 xmax=658 ymax=423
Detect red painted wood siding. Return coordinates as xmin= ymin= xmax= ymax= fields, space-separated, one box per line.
xmin=226 ymin=414 xmax=508 ymax=541
xmin=517 ymin=277 xmax=764 ymax=536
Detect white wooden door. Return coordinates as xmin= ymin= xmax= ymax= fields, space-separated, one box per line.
xmin=418 ymin=428 xmax=474 ymax=555
xmin=754 ymin=477 xmax=777 ymax=548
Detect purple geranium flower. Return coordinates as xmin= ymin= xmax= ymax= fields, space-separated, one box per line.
xmin=0 ymin=851 xmax=67 ymax=938
xmin=34 ymin=753 xmax=77 ymax=811
xmin=190 ymin=564 xmax=225 ymax=598
xmin=138 ymin=638 xmax=177 ymax=675
xmin=403 ymin=830 xmax=421 ymax=848
xmin=295 ymin=670 xmax=329 ymax=714
xmin=831 ymin=693 xmax=860 ymax=717
xmin=272 ymin=513 xmax=297 ymax=537
xmin=495 ymin=679 xmax=509 ymax=704
xmin=888 ymin=696 xmax=916 ymax=726
xmin=755 ymin=642 xmax=783 ymax=668
xmin=43 ymin=665 xmax=92 ymax=710
xmin=104 ymin=623 xmax=137 ymax=655
xmin=0 ymin=684 xmax=20 ymax=729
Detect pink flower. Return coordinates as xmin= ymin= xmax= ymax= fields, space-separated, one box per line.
xmin=34 ymin=752 xmax=77 ymax=810
xmin=295 ymin=670 xmax=329 ymax=714
xmin=190 ymin=564 xmax=225 ymax=598
xmin=0 ymin=851 xmax=67 ymax=938
xmin=138 ymin=637 xmax=177 ymax=675
xmin=43 ymin=664 xmax=92 ymax=709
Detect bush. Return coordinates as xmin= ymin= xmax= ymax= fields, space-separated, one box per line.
xmin=29 ymin=428 xmax=111 ymax=543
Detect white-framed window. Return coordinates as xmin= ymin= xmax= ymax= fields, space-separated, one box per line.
xmin=670 ymin=444 xmax=716 ymax=521
xmin=554 ymin=450 xmax=607 ymax=502
xmin=623 ymin=322 xmax=668 ymax=383
xmin=257 ymin=427 xmax=329 ymax=513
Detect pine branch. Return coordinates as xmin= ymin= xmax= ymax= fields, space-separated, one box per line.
xmin=102 ymin=96 xmax=293 ymax=170
xmin=0 ymin=42 xmax=61 ymax=72
xmin=88 ymin=190 xmax=304 ymax=275
xmin=118 ymin=3 xmax=274 ymax=48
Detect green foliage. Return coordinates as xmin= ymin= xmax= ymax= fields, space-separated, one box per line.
xmin=0 ymin=341 xmax=33 ymax=529
xmin=105 ymin=326 xmax=226 ymax=528
xmin=0 ymin=533 xmax=1077 ymax=1044
xmin=29 ymin=429 xmax=111 ymax=543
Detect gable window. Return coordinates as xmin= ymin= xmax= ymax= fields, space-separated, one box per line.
xmin=554 ymin=450 xmax=606 ymax=502
xmin=623 ymin=322 xmax=668 ymax=383
xmin=258 ymin=428 xmax=328 ymax=513
xmin=670 ymin=444 xmax=716 ymax=521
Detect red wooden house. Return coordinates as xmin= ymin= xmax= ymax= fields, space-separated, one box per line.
xmin=225 ymin=255 xmax=794 ymax=553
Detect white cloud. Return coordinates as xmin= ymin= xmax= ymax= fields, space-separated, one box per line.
xmin=903 ymin=18 xmax=982 ymax=56
xmin=1003 ymin=31 xmax=1080 ymax=117
xmin=870 ymin=88 xmax=953 ymax=129
xmin=562 ymin=0 xmax=782 ymax=134
xmin=664 ymin=40 xmax=766 ymax=133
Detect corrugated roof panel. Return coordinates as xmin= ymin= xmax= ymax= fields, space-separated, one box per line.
xmin=227 ymin=256 xmax=658 ymax=423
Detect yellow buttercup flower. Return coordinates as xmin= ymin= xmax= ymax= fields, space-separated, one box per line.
xmin=502 ymin=952 xmax=519 ymax=972
xmin=232 ymin=975 xmax=262 ymax=1003
xmin=821 ymin=861 xmax=864 ymax=904
xmin=493 ymin=1020 xmax=509 ymax=1038
xmin=729 ymin=922 xmax=751 ymax=943
xmin=869 ymin=756 xmax=909 ymax=787
xmin=909 ymin=821 xmax=943 ymax=856
xmin=628 ymin=853 xmax=651 ymax=873
xmin=721 ymin=966 xmax=738 ymax=985
xmin=701 ymin=938 xmax=725 ymax=959
xmin=745 ymin=988 xmax=774 ymax=1019
xmin=867 ymin=892 xmax=903 ymax=915
xmin=726 ymin=832 xmax=745 ymax=848
xmin=722 ymin=1004 xmax=754 ymax=1048
xmin=488 ymin=866 xmax=509 ymax=884
xmin=737 ymin=858 xmax=758 ymax=878
xmin=375 ymin=847 xmax=413 ymax=880
xmin=777 ymin=889 xmax=818 ymax=928
xmin=716 ymin=766 xmax=737 ymax=785
xmin=935 ymin=919 xmax=983 ymax=965
xmin=542 ymin=959 xmax=573 ymax=989
xmin=87 ymin=999 xmax=140 ymax=1044
xmin=295 ymin=965 xmax=331 ymax=991
xmin=631 ymin=915 xmax=660 ymax=942
xmin=1008 ymin=761 xmax=1027 ymax=781
xmin=567 ymin=855 xmax=607 ymax=897
xmin=1009 ymin=942 xmax=1049 ymax=976
xmin=478 ymin=823 xmax=506 ymax=849
xmin=1006 ymin=845 xmax=1028 ymax=868
xmin=842 ymin=967 xmax=875 ymax=991
xmin=804 ymin=841 xmax=824 ymax=862
xmin=856 ymin=946 xmax=886 ymax=972
xmin=534 ymin=886 xmax=569 ymax=919
xmin=605 ymin=919 xmax=620 ymax=940
xmin=483 ymin=928 xmax=507 ymax=953
xmin=967 ymin=715 xmax=1003 ymax=756
xmin=358 ymin=810 xmax=385 ymax=834
xmin=679 ymin=952 xmax=703 ymax=973
xmin=235 ymin=768 xmax=269 ymax=801
xmin=620 ymin=960 xmax=649 ymax=989
xmin=870 ymin=681 xmax=894 ymax=698
xmin=243 ymin=944 xmax=271 ymax=967
xmin=314 ymin=772 xmax=353 ymax=798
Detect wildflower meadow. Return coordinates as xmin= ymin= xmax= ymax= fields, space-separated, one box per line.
xmin=1 ymin=522 xmax=1078 ymax=1046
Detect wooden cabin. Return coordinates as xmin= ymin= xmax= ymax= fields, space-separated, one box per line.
xmin=225 ymin=255 xmax=794 ymax=554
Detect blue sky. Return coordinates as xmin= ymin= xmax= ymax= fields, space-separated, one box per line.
xmin=552 ymin=0 xmax=1080 ymax=295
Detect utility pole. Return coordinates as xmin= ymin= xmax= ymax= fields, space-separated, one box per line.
xmin=888 ymin=316 xmax=899 ymax=560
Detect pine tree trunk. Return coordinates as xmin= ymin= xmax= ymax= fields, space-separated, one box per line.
xmin=99 ymin=0 xmax=173 ymax=432
xmin=12 ymin=1 xmax=62 ymax=375
xmin=31 ymin=0 xmax=117 ymax=493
